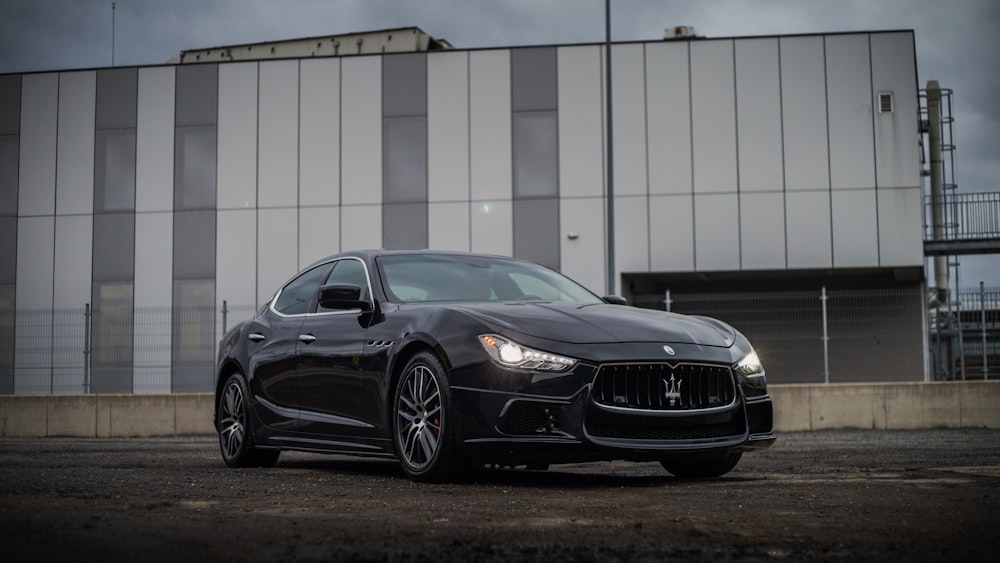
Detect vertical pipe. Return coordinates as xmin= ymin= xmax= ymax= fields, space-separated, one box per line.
xmin=222 ymin=299 xmax=228 ymax=336
xmin=604 ymin=0 xmax=616 ymax=295
xmin=982 ymin=281 xmax=988 ymax=380
xmin=821 ymin=286 xmax=829 ymax=384
xmin=83 ymin=303 xmax=91 ymax=393
xmin=926 ymin=81 xmax=948 ymax=304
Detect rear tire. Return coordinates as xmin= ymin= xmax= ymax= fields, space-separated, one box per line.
xmin=392 ymin=351 xmax=463 ymax=482
xmin=217 ymin=373 xmax=280 ymax=468
xmin=660 ymin=451 xmax=742 ymax=478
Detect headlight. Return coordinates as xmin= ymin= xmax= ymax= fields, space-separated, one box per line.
xmin=735 ymin=350 xmax=764 ymax=378
xmin=478 ymin=335 xmax=576 ymax=372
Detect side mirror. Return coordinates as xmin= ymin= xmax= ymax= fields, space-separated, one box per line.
xmin=318 ymin=284 xmax=373 ymax=311
xmin=601 ymin=295 xmax=628 ymax=305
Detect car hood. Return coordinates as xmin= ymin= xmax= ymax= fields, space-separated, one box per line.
xmin=448 ymin=302 xmax=735 ymax=347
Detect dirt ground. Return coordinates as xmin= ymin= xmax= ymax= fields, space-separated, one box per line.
xmin=1 ymin=429 xmax=999 ymax=562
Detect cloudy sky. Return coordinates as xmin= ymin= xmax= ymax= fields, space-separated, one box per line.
xmin=1 ymin=0 xmax=997 ymax=285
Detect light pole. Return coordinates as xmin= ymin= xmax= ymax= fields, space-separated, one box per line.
xmin=604 ymin=0 xmax=616 ymax=295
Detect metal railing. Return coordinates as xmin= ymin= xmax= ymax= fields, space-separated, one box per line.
xmin=924 ymin=192 xmax=1000 ymax=241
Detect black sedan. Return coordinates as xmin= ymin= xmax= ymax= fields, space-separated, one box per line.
xmin=214 ymin=250 xmax=774 ymax=482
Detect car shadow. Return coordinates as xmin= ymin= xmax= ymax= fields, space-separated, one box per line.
xmin=276 ymin=454 xmax=762 ymax=488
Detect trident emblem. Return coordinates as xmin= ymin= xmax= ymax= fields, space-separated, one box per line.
xmin=662 ymin=374 xmax=682 ymax=407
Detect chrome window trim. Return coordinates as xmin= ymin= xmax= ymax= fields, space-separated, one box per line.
xmin=269 ymin=256 xmax=376 ymax=319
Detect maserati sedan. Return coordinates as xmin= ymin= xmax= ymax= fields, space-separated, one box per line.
xmin=214 ymin=250 xmax=774 ymax=482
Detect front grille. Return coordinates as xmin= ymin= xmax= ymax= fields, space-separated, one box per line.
xmin=746 ymin=401 xmax=773 ymax=435
xmin=586 ymin=416 xmax=746 ymax=441
xmin=592 ymin=363 xmax=736 ymax=412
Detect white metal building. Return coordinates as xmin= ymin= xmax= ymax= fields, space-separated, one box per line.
xmin=0 ymin=28 xmax=924 ymax=394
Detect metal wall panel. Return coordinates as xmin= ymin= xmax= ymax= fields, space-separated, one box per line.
xmin=559 ymin=197 xmax=605 ymax=294
xmin=53 ymin=215 xmax=92 ymax=307
xmin=428 ymin=202 xmax=469 ymax=252
xmin=16 ymin=216 xmax=55 ymax=308
xmin=610 ymin=43 xmax=647 ymax=197
xmin=216 ymin=209 xmax=257 ymax=308
xmin=780 ymin=36 xmax=829 ymax=191
xmin=341 ymin=56 xmax=382 ymax=206
xmin=0 ymin=135 xmax=18 ymax=215
xmin=17 ymin=73 xmax=58 ymax=216
xmin=557 ymin=46 xmax=603 ymax=199
xmin=871 ymin=32 xmax=920 ymax=189
xmin=740 ymin=192 xmax=786 ymax=270
xmin=614 ymin=196 xmax=649 ymax=276
xmin=786 ymin=190 xmax=832 ymax=268
xmin=216 ymin=63 xmax=258 ymax=210
xmin=52 ymin=215 xmax=91 ymax=392
xmin=735 ymin=38 xmax=783 ymax=192
xmin=832 ymin=189 xmax=879 ymax=267
xmin=649 ymin=194 xmax=694 ymax=272
xmin=513 ymin=198 xmax=559 ymax=270
xmin=428 ymin=51 xmax=470 ymax=204
xmin=826 ymin=34 xmax=875 ymax=190
xmin=55 ymin=72 xmax=96 ymax=215
xmin=258 ymin=60 xmax=299 ymax=209
xmin=299 ymin=206 xmax=340 ymax=268
xmin=691 ymin=40 xmax=737 ymax=194
xmin=14 ymin=216 xmax=54 ymax=394
xmin=469 ymin=200 xmax=512 ymax=256
xmin=646 ymin=41 xmax=692 ymax=196
xmin=694 ymin=193 xmax=740 ymax=271
xmin=256 ymin=208 xmax=298 ymax=305
xmin=469 ymin=50 xmax=511 ymax=202
xmin=0 ymin=74 xmax=21 ymax=134
xmin=877 ymin=187 xmax=923 ymax=266
xmin=136 ymin=67 xmax=175 ymax=213
xmin=299 ymin=58 xmax=340 ymax=207
xmin=133 ymin=210 xmax=172 ymax=394
xmin=340 ymin=204 xmax=382 ymax=255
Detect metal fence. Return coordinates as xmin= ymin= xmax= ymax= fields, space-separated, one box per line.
xmin=2 ymin=287 xmax=996 ymax=393
xmin=930 ymin=284 xmax=1000 ymax=381
xmin=1 ymin=301 xmax=260 ymax=395
xmin=634 ymin=286 xmax=934 ymax=383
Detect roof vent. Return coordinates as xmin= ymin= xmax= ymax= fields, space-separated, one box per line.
xmin=878 ymin=92 xmax=894 ymax=114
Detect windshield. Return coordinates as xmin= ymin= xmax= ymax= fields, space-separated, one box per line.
xmin=378 ymin=254 xmax=603 ymax=304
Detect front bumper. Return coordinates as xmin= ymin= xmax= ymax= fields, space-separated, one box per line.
xmin=448 ymin=360 xmax=775 ymax=464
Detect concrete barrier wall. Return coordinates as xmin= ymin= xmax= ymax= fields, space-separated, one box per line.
xmin=1 ymin=382 xmax=998 ymax=438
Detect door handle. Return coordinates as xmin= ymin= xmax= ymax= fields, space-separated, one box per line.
xmin=298 ymin=334 xmax=317 ymax=344
xmin=248 ymin=333 xmax=266 ymax=342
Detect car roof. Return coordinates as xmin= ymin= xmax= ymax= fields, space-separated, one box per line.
xmin=304 ymin=249 xmax=527 ymax=270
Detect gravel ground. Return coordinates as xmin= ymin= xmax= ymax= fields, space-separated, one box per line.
xmin=1 ymin=429 xmax=999 ymax=562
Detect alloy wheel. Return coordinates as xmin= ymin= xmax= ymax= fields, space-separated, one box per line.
xmin=219 ymin=380 xmax=246 ymax=461
xmin=396 ymin=365 xmax=443 ymax=470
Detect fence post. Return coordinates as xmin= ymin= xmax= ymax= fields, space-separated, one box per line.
xmin=83 ymin=303 xmax=91 ymax=394
xmin=663 ymin=290 xmax=672 ymax=312
xmin=222 ymin=300 xmax=228 ymax=336
xmin=821 ymin=286 xmax=830 ymax=384
xmin=982 ymin=281 xmax=989 ymax=380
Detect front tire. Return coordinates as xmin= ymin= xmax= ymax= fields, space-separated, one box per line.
xmin=392 ymin=351 xmax=462 ymax=482
xmin=660 ymin=451 xmax=742 ymax=478
xmin=217 ymin=373 xmax=280 ymax=468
